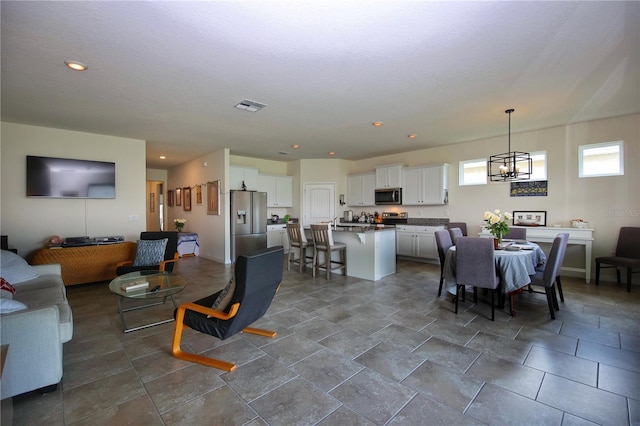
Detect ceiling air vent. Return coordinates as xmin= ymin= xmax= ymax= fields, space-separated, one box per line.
xmin=234 ymin=99 xmax=267 ymax=112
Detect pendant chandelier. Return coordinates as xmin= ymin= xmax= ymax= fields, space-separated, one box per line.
xmin=488 ymin=108 xmax=532 ymax=182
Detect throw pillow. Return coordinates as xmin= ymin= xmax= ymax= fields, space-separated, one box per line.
xmin=211 ymin=277 xmax=236 ymax=311
xmin=0 ymin=298 xmax=27 ymax=314
xmin=0 ymin=250 xmax=39 ymax=284
xmin=133 ymin=238 xmax=168 ymax=267
xmin=1 ymin=277 xmax=16 ymax=295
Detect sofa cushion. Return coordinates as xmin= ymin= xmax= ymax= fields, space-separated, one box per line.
xmin=11 ymin=273 xmax=64 ymax=293
xmin=0 ymin=250 xmax=39 ymax=284
xmin=0 ymin=298 xmax=28 ymax=314
xmin=211 ymin=278 xmax=236 ymax=311
xmin=133 ymin=238 xmax=168 ymax=267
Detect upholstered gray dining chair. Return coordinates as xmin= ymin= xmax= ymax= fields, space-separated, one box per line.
xmin=529 ymin=233 xmax=569 ymax=319
xmin=448 ymin=228 xmax=464 ymax=245
xmin=454 ymin=237 xmax=500 ymax=321
xmin=595 ymin=227 xmax=640 ymax=292
xmin=447 ymin=222 xmax=467 ymax=236
xmin=435 ymin=230 xmax=453 ymax=297
xmin=504 ymin=227 xmax=527 ymax=240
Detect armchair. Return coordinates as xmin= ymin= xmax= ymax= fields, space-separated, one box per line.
xmin=116 ymin=231 xmax=179 ymax=275
xmin=172 ymin=246 xmax=284 ymax=371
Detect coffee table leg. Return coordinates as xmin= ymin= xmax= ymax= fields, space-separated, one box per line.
xmin=116 ymin=295 xmax=177 ymax=333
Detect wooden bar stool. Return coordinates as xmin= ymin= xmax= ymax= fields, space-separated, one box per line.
xmin=310 ymin=224 xmax=347 ymax=279
xmin=286 ymin=223 xmax=313 ymax=273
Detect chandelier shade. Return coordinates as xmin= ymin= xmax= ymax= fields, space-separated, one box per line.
xmin=488 ymin=109 xmax=532 ymax=182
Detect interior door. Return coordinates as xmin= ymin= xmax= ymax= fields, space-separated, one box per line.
xmin=303 ymin=183 xmax=335 ymax=227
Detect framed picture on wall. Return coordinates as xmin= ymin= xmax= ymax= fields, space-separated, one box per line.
xmin=207 ymin=180 xmax=220 ymax=215
xmin=183 ymin=187 xmax=192 ymax=211
xmin=150 ymin=193 xmax=155 ymax=212
xmin=176 ymin=188 xmax=182 ymax=206
xmin=196 ymin=185 xmax=203 ymax=205
xmin=513 ymin=211 xmax=547 ymax=226
xmin=167 ymin=189 xmax=174 ymax=207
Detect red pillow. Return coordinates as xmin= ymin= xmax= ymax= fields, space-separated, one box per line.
xmin=1 ymin=277 xmax=16 ymax=294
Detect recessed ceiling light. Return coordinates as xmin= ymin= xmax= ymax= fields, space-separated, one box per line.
xmin=64 ymin=60 xmax=88 ymax=71
xmin=328 ymin=151 xmax=335 ymax=156
xmin=159 ymin=155 xmax=166 ymax=159
xmin=408 ymin=134 xmax=417 ymax=139
xmin=291 ymin=144 xmax=300 ymax=149
xmin=372 ymin=122 xmax=383 ymax=127
xmin=234 ymin=99 xmax=267 ymax=112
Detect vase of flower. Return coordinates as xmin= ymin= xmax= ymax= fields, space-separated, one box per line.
xmin=484 ymin=209 xmax=511 ymax=248
xmin=174 ymin=218 xmax=186 ymax=233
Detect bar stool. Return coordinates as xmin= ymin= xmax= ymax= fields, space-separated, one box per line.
xmin=286 ymin=223 xmax=313 ymax=273
xmin=310 ymin=224 xmax=347 ymax=279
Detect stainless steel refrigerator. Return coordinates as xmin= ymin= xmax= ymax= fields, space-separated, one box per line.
xmin=230 ymin=191 xmax=267 ymax=261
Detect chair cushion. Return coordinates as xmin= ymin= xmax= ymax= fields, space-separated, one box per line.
xmin=133 ymin=239 xmax=168 ymax=266
xmin=0 ymin=250 xmax=39 ymax=284
xmin=211 ymin=278 xmax=236 ymax=311
xmin=596 ymin=256 xmax=640 ymax=268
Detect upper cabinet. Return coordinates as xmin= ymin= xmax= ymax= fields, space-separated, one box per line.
xmin=402 ymin=163 xmax=449 ymax=205
xmin=347 ymin=172 xmax=376 ymax=206
xmin=375 ymin=164 xmax=404 ymax=189
xmin=229 ymin=166 xmax=259 ymax=191
xmin=257 ymin=174 xmax=293 ymax=207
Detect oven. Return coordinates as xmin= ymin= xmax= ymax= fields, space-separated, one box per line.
xmin=381 ymin=212 xmax=408 ymax=225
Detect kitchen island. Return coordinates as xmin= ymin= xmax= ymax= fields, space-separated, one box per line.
xmin=306 ymin=225 xmax=396 ymax=281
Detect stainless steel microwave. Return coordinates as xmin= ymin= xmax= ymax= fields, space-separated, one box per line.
xmin=375 ymin=188 xmax=402 ymax=205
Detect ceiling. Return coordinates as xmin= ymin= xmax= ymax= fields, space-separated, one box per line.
xmin=2 ymin=1 xmax=638 ymax=169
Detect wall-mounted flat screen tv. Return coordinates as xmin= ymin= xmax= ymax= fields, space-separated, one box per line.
xmin=26 ymin=155 xmax=116 ymax=198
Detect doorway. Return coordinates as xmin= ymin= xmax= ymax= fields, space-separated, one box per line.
xmin=303 ymin=183 xmax=335 ymax=226
xmin=146 ymin=180 xmax=164 ymax=231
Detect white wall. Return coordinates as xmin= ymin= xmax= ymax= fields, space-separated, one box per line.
xmin=1 ymin=122 xmax=147 ymax=257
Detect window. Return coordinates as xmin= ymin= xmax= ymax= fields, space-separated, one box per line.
xmin=459 ymin=159 xmax=487 ymax=186
xmin=579 ymin=141 xmax=624 ymax=177
xmin=530 ymin=151 xmax=547 ymax=181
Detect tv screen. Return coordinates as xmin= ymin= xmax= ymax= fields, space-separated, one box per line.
xmin=26 ymin=155 xmax=116 ymax=198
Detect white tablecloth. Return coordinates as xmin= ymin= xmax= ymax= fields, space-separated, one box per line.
xmin=177 ymin=232 xmax=199 ymax=256
xmin=444 ymin=243 xmax=546 ymax=293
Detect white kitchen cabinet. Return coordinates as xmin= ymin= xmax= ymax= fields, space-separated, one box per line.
xmin=347 ymin=172 xmax=376 ymax=206
xmin=258 ymin=174 xmax=293 ymax=207
xmin=266 ymin=224 xmax=289 ymax=254
xmin=402 ymin=163 xmax=449 ymax=205
xmin=375 ymin=164 xmax=404 ymax=189
xmin=395 ymin=225 xmax=444 ymax=260
xmin=229 ymin=166 xmax=259 ymax=191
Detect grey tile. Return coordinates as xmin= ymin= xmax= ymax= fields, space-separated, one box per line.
xmin=389 ymin=394 xmax=486 ymax=425
xmin=598 ymin=363 xmax=640 ymax=400
xmin=465 ymin=331 xmax=532 ymax=364
xmin=467 ymin=315 xmax=523 ymax=339
xmin=466 ymin=353 xmax=544 ymax=399
xmin=131 ymin=348 xmax=194 ymax=383
xmin=316 ymin=405 xmax=375 ymax=426
xmin=561 ymin=412 xmax=600 ymax=426
xmin=250 ymin=377 xmax=341 ymax=425
xmin=577 ymin=339 xmax=640 ymax=372
xmin=621 ymin=332 xmax=640 ymax=353
xmin=401 ymin=360 xmax=484 ymax=412
xmin=63 ymin=334 xmax=123 ymax=366
xmin=630 ymin=398 xmax=640 ymax=426
xmin=386 ymin=309 xmax=436 ymax=332
xmin=537 ymin=373 xmax=628 ymax=425
xmin=355 ymin=342 xmax=425 ymax=382
xmin=319 ymin=329 xmax=381 ymax=359
xmin=423 ymin=318 xmax=479 ymax=346
xmin=289 ymin=317 xmax=342 ymax=342
xmin=267 ymin=307 xmax=314 ymax=328
xmin=260 ymin=333 xmax=324 ymax=366
xmin=67 ymin=394 xmax=163 ymax=426
xmin=292 ymin=349 xmax=364 ymax=392
xmin=221 ymin=355 xmax=297 ymax=402
xmin=330 ymin=369 xmax=416 ymax=425
xmin=200 ymin=338 xmax=267 ymax=367
xmin=467 ymin=383 xmax=563 ymax=425
xmin=337 ymin=313 xmax=393 ymax=335
xmin=413 ymin=336 xmax=480 ymax=372
xmin=561 ymin=321 xmax=621 ymax=348
xmin=524 ymin=345 xmax=598 ymax=386
xmin=369 ymin=324 xmax=429 ymax=351
xmin=516 ymin=326 xmax=578 ymax=355
xmin=62 ymin=349 xmax=133 ymax=390
xmin=161 ymin=385 xmax=258 ymax=425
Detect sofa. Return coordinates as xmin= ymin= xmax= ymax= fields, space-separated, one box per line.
xmin=0 ymin=250 xmax=73 ymax=399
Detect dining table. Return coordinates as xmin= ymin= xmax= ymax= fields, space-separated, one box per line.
xmin=443 ymin=241 xmax=547 ymax=315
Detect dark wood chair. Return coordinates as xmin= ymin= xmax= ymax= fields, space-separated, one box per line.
xmin=596 ymin=227 xmax=640 ymax=292
xmin=172 ymin=246 xmax=284 ymax=371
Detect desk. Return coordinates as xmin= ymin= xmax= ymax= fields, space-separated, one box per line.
xmin=444 ymin=243 xmax=546 ymax=294
xmin=481 ymin=226 xmax=594 ymax=282
xmin=177 ymin=232 xmax=199 ymax=257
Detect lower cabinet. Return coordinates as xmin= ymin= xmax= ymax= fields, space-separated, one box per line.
xmin=395 ymin=225 xmax=444 ymax=260
xmin=266 ymin=224 xmax=289 ymax=254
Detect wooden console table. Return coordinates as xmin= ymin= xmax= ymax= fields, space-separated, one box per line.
xmin=30 ymin=242 xmax=136 ymax=286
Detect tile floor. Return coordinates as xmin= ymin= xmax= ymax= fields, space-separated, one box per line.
xmin=9 ymin=256 xmax=640 ymax=425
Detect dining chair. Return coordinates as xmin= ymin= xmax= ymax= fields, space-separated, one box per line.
xmin=310 ymin=224 xmax=347 ymax=279
xmin=504 ymin=227 xmax=527 ymax=240
xmin=448 ymin=227 xmax=464 ymax=245
xmin=454 ymin=237 xmax=500 ymax=320
xmin=286 ymin=223 xmax=313 ymax=273
xmin=447 ymin=222 xmax=467 ymax=236
xmin=435 ymin=229 xmax=453 ymax=297
xmin=529 ymin=233 xmax=569 ymax=319
xmin=595 ymin=227 xmax=640 ymax=292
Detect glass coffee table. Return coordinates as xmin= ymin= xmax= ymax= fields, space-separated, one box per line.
xmin=109 ymin=271 xmax=186 ymax=333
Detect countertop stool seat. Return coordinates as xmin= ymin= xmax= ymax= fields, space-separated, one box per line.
xmin=286 ymin=223 xmax=314 ymax=273
xmin=310 ymin=224 xmax=347 ymax=280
